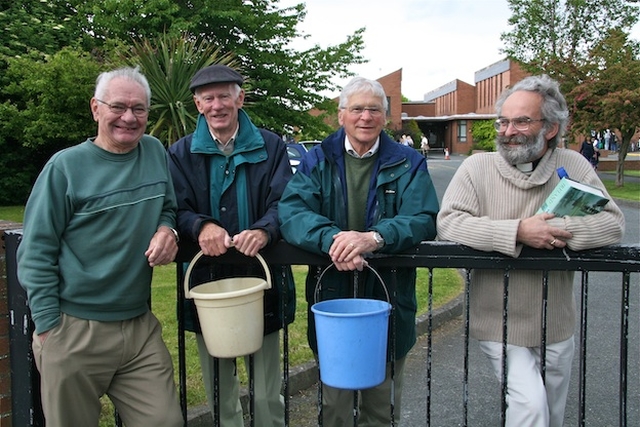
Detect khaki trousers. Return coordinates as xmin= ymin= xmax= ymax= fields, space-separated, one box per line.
xmin=32 ymin=311 xmax=183 ymax=427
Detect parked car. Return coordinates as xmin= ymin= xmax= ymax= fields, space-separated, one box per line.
xmin=286 ymin=143 xmax=307 ymax=173
xmin=300 ymin=140 xmax=321 ymax=151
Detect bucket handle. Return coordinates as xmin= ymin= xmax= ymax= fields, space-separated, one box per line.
xmin=184 ymin=250 xmax=272 ymax=300
xmin=313 ymin=262 xmax=390 ymax=304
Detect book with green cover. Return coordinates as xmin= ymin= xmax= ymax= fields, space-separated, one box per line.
xmin=537 ymin=177 xmax=609 ymax=217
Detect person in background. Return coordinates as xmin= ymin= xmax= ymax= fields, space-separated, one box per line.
xmin=17 ymin=66 xmax=183 ymax=427
xmin=437 ymin=74 xmax=624 ymax=427
xmin=420 ymin=134 xmax=430 ymax=158
xmin=579 ymin=137 xmax=596 ymax=164
xmin=405 ymin=133 xmax=414 ymax=147
xmin=279 ymin=76 xmax=439 ymax=426
xmin=591 ymin=137 xmax=601 ymax=169
xmin=168 ymin=64 xmax=295 ymax=427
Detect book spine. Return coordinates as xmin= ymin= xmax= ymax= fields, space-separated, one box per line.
xmin=538 ymin=178 xmax=570 ymax=213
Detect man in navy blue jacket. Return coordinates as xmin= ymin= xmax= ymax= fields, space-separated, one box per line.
xmin=168 ymin=64 xmax=294 ymax=427
xmin=279 ymin=77 xmax=439 ymax=426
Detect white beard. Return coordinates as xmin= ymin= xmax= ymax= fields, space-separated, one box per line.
xmin=496 ymin=131 xmax=547 ymax=165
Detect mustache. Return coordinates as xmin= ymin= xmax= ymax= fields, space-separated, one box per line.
xmin=497 ymin=135 xmax=530 ymax=145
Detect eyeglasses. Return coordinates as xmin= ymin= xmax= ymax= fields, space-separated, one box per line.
xmin=96 ymin=99 xmax=149 ymax=117
xmin=494 ymin=117 xmax=545 ymax=132
xmin=345 ymin=106 xmax=385 ymax=117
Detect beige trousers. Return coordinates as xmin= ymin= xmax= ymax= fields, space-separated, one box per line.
xmin=32 ymin=312 xmax=183 ymax=427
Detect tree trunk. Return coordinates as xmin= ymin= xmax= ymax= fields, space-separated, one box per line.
xmin=616 ymin=130 xmax=633 ymax=187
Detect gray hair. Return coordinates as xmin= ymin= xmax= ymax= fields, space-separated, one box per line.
xmin=94 ymin=66 xmax=152 ymax=105
xmin=495 ymin=74 xmax=569 ymax=149
xmin=339 ymin=77 xmax=389 ymax=111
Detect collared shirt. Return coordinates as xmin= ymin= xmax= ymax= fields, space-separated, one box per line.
xmin=210 ymin=124 xmax=240 ymax=156
xmin=345 ymin=136 xmax=380 ymax=159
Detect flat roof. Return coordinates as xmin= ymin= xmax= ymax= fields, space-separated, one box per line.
xmin=401 ymin=112 xmax=496 ymax=122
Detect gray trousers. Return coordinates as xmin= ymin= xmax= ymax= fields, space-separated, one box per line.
xmin=321 ymin=357 xmax=406 ymax=426
xmin=197 ymin=330 xmax=285 ymax=427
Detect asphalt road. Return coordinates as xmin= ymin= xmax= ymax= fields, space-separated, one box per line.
xmin=283 ymin=152 xmax=640 ymax=427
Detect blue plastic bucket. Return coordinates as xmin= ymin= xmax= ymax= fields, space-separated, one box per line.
xmin=311 ymin=298 xmax=392 ymax=390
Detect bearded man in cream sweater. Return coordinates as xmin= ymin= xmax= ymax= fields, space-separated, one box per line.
xmin=437 ymin=75 xmax=624 ymax=427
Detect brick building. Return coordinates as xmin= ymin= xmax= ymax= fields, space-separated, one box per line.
xmin=397 ymin=59 xmax=529 ymax=154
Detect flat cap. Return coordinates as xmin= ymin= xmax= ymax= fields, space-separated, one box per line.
xmin=189 ymin=65 xmax=244 ymax=93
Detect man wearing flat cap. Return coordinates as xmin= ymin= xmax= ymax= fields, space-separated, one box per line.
xmin=168 ymin=64 xmax=295 ymax=426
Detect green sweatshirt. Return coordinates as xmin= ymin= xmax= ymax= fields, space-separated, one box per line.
xmin=17 ymin=136 xmax=177 ymax=334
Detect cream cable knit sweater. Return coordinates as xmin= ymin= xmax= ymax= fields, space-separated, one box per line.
xmin=437 ymin=148 xmax=624 ymax=346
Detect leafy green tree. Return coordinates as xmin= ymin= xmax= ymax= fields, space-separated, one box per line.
xmin=0 ymin=0 xmax=83 ymax=59
xmin=0 ymin=103 xmax=39 ymax=204
xmin=0 ymin=47 xmax=101 ymax=203
xmin=502 ymin=0 xmax=639 ymax=91
xmin=471 ymin=120 xmax=497 ymax=152
xmin=74 ymin=0 xmax=366 ymax=138
xmin=0 ymin=1 xmax=366 ymax=202
xmin=4 ymin=48 xmax=100 ymax=150
xmin=124 ymin=34 xmax=240 ymax=145
xmin=501 ymin=0 xmax=640 ymax=185
xmin=569 ymin=29 xmax=640 ymax=186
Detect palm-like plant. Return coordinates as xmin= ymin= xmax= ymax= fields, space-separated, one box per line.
xmin=123 ymin=34 xmax=240 ymax=146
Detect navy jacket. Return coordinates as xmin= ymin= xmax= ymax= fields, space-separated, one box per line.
xmin=169 ymin=110 xmax=295 ymax=334
xmin=278 ymin=128 xmax=439 ymax=359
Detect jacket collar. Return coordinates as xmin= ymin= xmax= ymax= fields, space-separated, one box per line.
xmin=190 ymin=109 xmax=264 ymax=156
xmin=323 ymin=128 xmax=406 ymax=167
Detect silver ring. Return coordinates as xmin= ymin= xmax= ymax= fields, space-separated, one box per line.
xmin=550 ymin=238 xmax=557 ymax=246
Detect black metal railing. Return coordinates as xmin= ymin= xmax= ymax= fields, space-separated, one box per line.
xmin=175 ymin=240 xmax=640 ymax=427
xmin=5 ymin=229 xmax=639 ymax=426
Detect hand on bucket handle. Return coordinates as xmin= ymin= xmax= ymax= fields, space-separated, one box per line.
xmin=313 ymin=262 xmax=390 ymax=304
xmin=183 ymin=249 xmax=272 ymax=300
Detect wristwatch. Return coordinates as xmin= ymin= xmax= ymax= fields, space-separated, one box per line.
xmin=168 ymin=227 xmax=180 ymax=243
xmin=372 ymin=231 xmax=385 ymax=250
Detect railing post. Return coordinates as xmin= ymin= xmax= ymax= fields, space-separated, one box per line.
xmin=619 ymin=272 xmax=630 ymax=427
xmin=4 ymin=229 xmax=44 ymax=426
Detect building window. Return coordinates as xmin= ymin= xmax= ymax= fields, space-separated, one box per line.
xmin=458 ymin=121 xmax=467 ymax=142
xmin=386 ymin=96 xmax=391 ymax=117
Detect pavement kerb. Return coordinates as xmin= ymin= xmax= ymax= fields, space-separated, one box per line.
xmin=186 ymin=291 xmax=464 ymax=425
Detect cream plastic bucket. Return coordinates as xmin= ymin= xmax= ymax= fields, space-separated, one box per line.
xmin=184 ymin=250 xmax=271 ymax=358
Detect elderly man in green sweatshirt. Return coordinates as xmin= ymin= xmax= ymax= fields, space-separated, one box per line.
xmin=17 ymin=66 xmax=183 ymax=427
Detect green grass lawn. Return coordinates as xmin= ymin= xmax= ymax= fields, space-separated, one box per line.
xmin=600 ymin=176 xmax=640 ymax=202
xmin=0 ymin=205 xmax=24 ymax=222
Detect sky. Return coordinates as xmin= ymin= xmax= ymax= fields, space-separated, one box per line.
xmin=280 ymin=0 xmax=640 ymax=101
